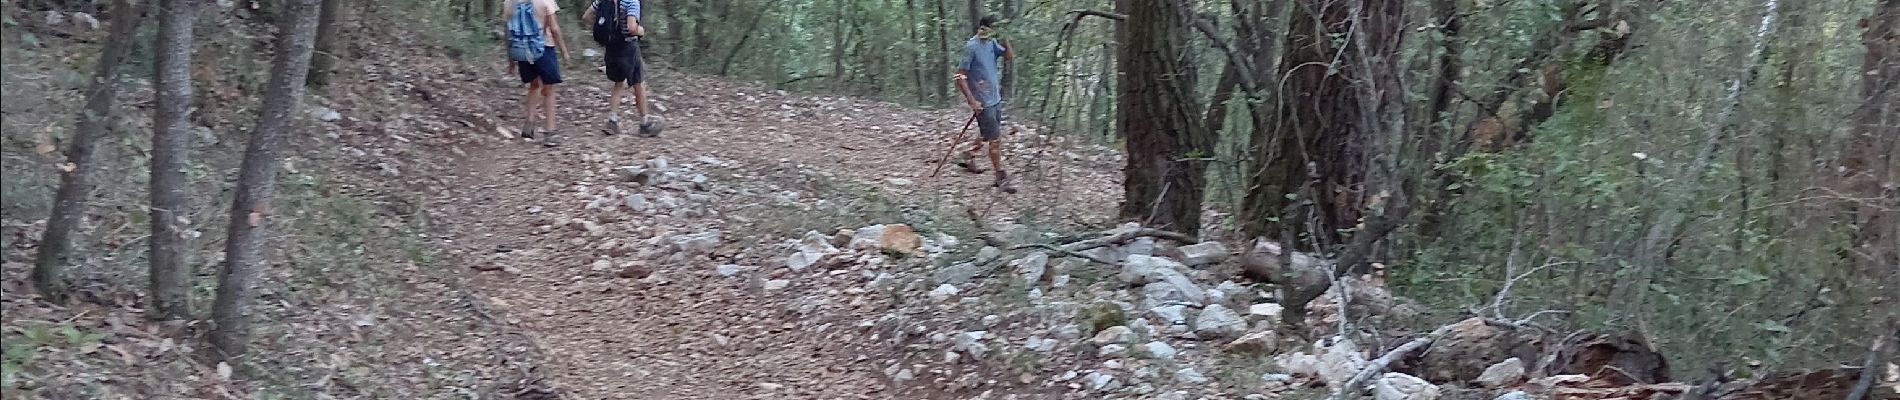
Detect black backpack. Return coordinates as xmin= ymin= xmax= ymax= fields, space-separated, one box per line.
xmin=592 ymin=0 xmax=629 ymax=45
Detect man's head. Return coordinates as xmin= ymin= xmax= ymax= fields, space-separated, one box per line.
xmin=977 ymin=15 xmax=1000 ymax=37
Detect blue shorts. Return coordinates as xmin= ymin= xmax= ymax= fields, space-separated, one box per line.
xmin=516 ymin=47 xmax=563 ymax=84
xmin=976 ymin=105 xmax=1005 ymax=141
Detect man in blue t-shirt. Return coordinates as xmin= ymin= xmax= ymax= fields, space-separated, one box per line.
xmin=955 ymin=15 xmax=1015 ymax=192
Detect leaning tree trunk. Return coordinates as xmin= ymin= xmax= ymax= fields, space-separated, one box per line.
xmin=1116 ymin=0 xmax=1211 ymax=236
xmin=306 ymin=0 xmax=344 ymax=87
xmin=1843 ymin=0 xmax=1899 ymax=333
xmin=1239 ymin=0 xmax=1369 ymax=245
xmin=33 ymin=0 xmax=149 ymax=303
xmin=149 ymin=0 xmax=203 ymax=321
xmin=966 ymin=0 xmax=983 ymax=34
xmin=210 ymin=0 xmax=322 ymax=359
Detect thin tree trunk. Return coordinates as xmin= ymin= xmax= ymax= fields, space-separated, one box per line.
xmin=967 ymin=0 xmax=983 ymax=34
xmin=1117 ymin=0 xmax=1210 ymax=235
xmin=935 ymin=0 xmax=952 ymax=102
xmin=149 ymin=0 xmax=203 ymax=321
xmin=718 ymin=10 xmax=767 ymax=76
xmin=1619 ymin=0 xmax=1781 ymax=314
xmin=908 ymin=0 xmax=927 ymax=103
xmin=307 ymin=0 xmax=343 ymax=87
xmin=999 ymin=0 xmax=1019 ymax=102
xmin=1842 ymin=0 xmax=1899 ymax=329
xmin=210 ymin=0 xmax=322 ymax=359
xmin=33 ymin=0 xmax=149 ymax=303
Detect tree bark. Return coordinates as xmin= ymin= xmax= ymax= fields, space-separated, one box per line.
xmin=1239 ymin=0 xmax=1369 ymax=245
xmin=1843 ymin=0 xmax=1899 ymax=327
xmin=908 ymin=0 xmax=927 ymax=103
xmin=211 ymin=0 xmax=322 ymax=359
xmin=306 ymin=0 xmax=344 ymax=87
xmin=967 ymin=0 xmax=983 ymax=35
xmin=149 ymin=0 xmax=203 ymax=321
xmin=33 ymin=0 xmax=149 ymax=304
xmin=718 ymin=8 xmax=768 ymax=76
xmin=1116 ymin=0 xmax=1210 ymax=236
xmin=935 ymin=0 xmax=952 ymax=102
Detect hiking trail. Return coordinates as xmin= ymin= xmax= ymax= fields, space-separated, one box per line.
xmin=328 ymin=44 xmax=1129 ymax=398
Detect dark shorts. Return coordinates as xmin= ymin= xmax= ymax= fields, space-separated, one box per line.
xmin=516 ymin=47 xmax=563 ymax=84
xmin=604 ymin=40 xmax=644 ymax=84
xmin=976 ymin=105 xmax=1005 ymax=141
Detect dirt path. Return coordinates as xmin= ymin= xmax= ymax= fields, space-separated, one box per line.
xmin=360 ymin=57 xmax=1124 ymax=398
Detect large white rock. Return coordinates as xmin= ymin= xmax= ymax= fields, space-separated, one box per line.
xmin=1144 ymin=341 xmax=1178 ymax=360
xmin=953 ymin=331 xmax=989 ymax=357
xmin=931 ymin=262 xmax=985 ymax=285
xmin=1194 ymin=304 xmax=1247 ymax=338
xmin=1476 ymin=357 xmax=1526 ymax=388
xmin=1091 ymin=326 xmax=1137 ymax=345
xmin=1493 ymin=391 xmax=1531 ymax=400
xmin=1176 ymin=242 xmax=1231 ymax=266
xmin=1119 ymin=254 xmax=1187 ymax=285
xmin=1141 ymin=279 xmax=1205 ymax=310
xmin=1318 ymin=339 xmax=1368 ymax=388
xmin=1085 ymin=372 xmax=1119 ymax=392
xmin=1373 ymin=372 xmax=1440 ymax=400
xmin=1012 ymin=251 xmax=1051 ymax=284
xmin=928 ymin=284 xmax=961 ymax=302
xmin=1249 ymin=303 xmax=1285 ymax=321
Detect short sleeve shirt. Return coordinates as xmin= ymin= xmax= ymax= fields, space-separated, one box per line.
xmin=590 ymin=0 xmax=640 ymax=20
xmin=960 ymin=37 xmax=1007 ymax=107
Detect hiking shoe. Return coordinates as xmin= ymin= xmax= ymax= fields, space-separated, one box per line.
xmin=993 ymin=171 xmax=1016 ymax=193
xmin=957 ymin=152 xmax=986 ymax=174
xmin=542 ymin=131 xmax=562 ymax=147
xmin=606 ymin=117 xmax=623 ymax=136
xmin=639 ymin=116 xmax=662 ymax=137
xmin=520 ymin=123 xmax=536 ymax=139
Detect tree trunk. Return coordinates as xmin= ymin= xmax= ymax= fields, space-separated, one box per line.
xmin=908 ymin=0 xmax=927 ymax=103
xmin=1116 ymin=0 xmax=1210 ymax=236
xmin=33 ymin=0 xmax=149 ymax=304
xmin=149 ymin=0 xmax=203 ymax=321
xmin=1843 ymin=0 xmax=1899 ymax=325
xmin=935 ymin=0 xmax=952 ymax=102
xmin=718 ymin=9 xmax=767 ymax=76
xmin=1240 ymin=0 xmax=1366 ymax=244
xmin=306 ymin=0 xmax=343 ymax=87
xmin=967 ymin=0 xmax=983 ymax=34
xmin=999 ymin=0 xmax=1018 ymax=101
xmin=210 ymin=0 xmax=322 ymax=359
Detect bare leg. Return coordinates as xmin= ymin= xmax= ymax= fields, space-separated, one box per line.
xmin=633 ymin=82 xmax=649 ymax=120
xmin=610 ymin=81 xmax=625 ymax=120
xmin=523 ymin=80 xmax=542 ymax=136
xmin=987 ymin=138 xmax=1005 ymax=177
xmin=541 ymin=84 xmax=557 ymax=132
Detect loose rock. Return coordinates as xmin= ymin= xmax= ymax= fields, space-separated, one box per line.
xmin=1477 ymin=357 xmax=1526 ymax=388
xmin=1373 ymin=372 xmax=1440 ymax=400
xmin=1143 ymin=341 xmax=1177 ymax=360
xmin=1091 ymin=326 xmax=1137 ymax=345
xmin=1176 ymin=242 xmax=1230 ymax=266
xmin=1194 ymin=304 xmax=1246 ymax=338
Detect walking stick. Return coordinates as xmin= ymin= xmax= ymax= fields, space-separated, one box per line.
xmin=930 ymin=110 xmax=983 ymax=178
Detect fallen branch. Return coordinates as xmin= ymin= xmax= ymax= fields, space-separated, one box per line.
xmin=1329 ymin=323 xmax=1458 ymax=400
xmin=1065 ymin=9 xmax=1127 ymax=21
xmin=1015 ymin=243 xmax=1120 ymax=266
xmin=1008 ymin=227 xmax=1196 ymax=255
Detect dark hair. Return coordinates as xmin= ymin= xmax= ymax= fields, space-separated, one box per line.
xmin=979 ymin=15 xmax=1000 ymax=28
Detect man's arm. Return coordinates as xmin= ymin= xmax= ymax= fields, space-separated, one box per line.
xmin=581 ymin=1 xmax=596 ymax=29
xmin=954 ymin=71 xmax=981 ymax=111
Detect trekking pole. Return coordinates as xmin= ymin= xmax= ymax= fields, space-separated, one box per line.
xmin=929 ymin=110 xmax=983 ymax=178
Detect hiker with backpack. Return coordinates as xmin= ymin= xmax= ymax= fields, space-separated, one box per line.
xmin=954 ymin=15 xmax=1015 ymax=193
xmin=503 ymin=0 xmax=570 ymax=146
xmin=583 ymin=0 xmax=660 ymax=137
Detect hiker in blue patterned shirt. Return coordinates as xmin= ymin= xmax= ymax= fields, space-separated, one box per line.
xmin=954 ymin=15 xmax=1015 ymax=192
xmin=584 ymin=0 xmax=658 ymax=136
